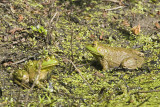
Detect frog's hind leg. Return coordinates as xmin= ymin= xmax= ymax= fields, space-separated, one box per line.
xmin=121 ymin=57 xmax=138 ymax=69
xmin=13 ymin=79 xmax=30 ymax=89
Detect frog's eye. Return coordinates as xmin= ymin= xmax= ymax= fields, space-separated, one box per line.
xmin=92 ymin=43 xmax=96 ymax=47
xmin=42 ymin=57 xmax=49 ymax=62
xmin=45 ymin=57 xmax=50 ymax=61
xmin=92 ymin=41 xmax=98 ymax=47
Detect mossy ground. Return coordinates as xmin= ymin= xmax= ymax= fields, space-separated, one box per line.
xmin=0 ymin=0 xmax=160 ymax=106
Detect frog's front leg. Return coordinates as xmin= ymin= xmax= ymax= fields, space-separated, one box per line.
xmin=99 ymin=58 xmax=109 ymax=71
xmin=121 ymin=57 xmax=138 ymax=69
xmin=36 ymin=82 xmax=53 ymax=92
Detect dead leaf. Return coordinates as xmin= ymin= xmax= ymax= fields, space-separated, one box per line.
xmin=155 ymin=22 xmax=160 ymax=29
xmin=103 ymin=10 xmax=107 ymax=18
xmin=157 ymin=11 xmax=160 ymax=15
xmin=10 ymin=5 xmax=15 ymax=13
xmin=100 ymin=35 xmax=103 ymax=40
xmin=90 ymin=34 xmax=96 ymax=39
xmin=131 ymin=24 xmax=141 ymax=35
xmin=2 ymin=61 xmax=13 ymax=67
xmin=122 ymin=20 xmax=130 ymax=27
xmin=94 ymin=72 xmax=104 ymax=78
xmin=99 ymin=32 xmax=103 ymax=40
xmin=119 ymin=0 xmax=124 ymax=6
xmin=20 ymin=38 xmax=26 ymax=42
xmin=9 ymin=28 xmax=23 ymax=35
xmin=18 ymin=14 xmax=24 ymax=22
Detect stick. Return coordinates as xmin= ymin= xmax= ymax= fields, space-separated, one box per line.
xmin=105 ymin=6 xmax=126 ymax=11
xmin=65 ymin=59 xmax=93 ymax=92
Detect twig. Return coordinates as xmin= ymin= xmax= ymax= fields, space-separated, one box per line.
xmin=53 ymin=53 xmax=93 ymax=92
xmin=105 ymin=6 xmax=126 ymax=11
xmin=65 ymin=59 xmax=93 ymax=92
xmin=69 ymin=30 xmax=74 ymax=73
xmin=137 ymin=96 xmax=151 ymax=107
xmin=50 ymin=11 xmax=58 ymax=24
xmin=11 ymin=58 xmax=28 ymax=65
xmin=102 ymin=0 xmax=119 ymax=3
xmin=11 ymin=54 xmax=39 ymax=65
xmin=46 ymin=9 xmax=59 ymax=44
xmin=130 ymin=89 xmax=160 ymax=95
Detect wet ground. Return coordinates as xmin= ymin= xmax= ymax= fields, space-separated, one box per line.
xmin=0 ymin=0 xmax=160 ymax=106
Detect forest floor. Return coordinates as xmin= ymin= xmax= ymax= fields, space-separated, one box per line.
xmin=0 ymin=0 xmax=160 ymax=106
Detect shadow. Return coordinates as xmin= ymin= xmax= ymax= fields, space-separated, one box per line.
xmin=80 ymin=59 xmax=103 ymax=71
xmin=91 ymin=60 xmax=103 ymax=71
xmin=0 ymin=88 xmax=2 ymax=97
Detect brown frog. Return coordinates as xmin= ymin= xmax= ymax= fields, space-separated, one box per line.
xmin=86 ymin=41 xmax=144 ymax=71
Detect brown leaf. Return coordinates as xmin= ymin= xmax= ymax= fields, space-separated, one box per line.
xmin=131 ymin=24 xmax=141 ymax=35
xmin=94 ymin=72 xmax=105 ymax=78
xmin=157 ymin=11 xmax=160 ymax=15
xmin=122 ymin=20 xmax=130 ymax=27
xmin=99 ymin=35 xmax=103 ymax=40
xmin=155 ymin=22 xmax=160 ymax=29
xmin=20 ymin=38 xmax=26 ymax=42
xmin=10 ymin=5 xmax=15 ymax=13
xmin=103 ymin=10 xmax=107 ymax=18
xmin=9 ymin=28 xmax=23 ymax=35
xmin=99 ymin=32 xmax=103 ymax=40
xmin=90 ymin=34 xmax=96 ymax=39
xmin=2 ymin=61 xmax=13 ymax=67
xmin=119 ymin=0 xmax=124 ymax=6
xmin=18 ymin=14 xmax=24 ymax=22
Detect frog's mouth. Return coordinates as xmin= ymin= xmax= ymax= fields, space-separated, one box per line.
xmin=42 ymin=60 xmax=58 ymax=69
xmin=86 ymin=45 xmax=102 ymax=57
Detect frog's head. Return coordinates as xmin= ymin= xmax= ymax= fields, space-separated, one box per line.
xmin=86 ymin=41 xmax=105 ymax=57
xmin=41 ymin=55 xmax=58 ymax=70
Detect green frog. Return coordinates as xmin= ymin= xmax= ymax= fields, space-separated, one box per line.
xmin=86 ymin=41 xmax=144 ymax=71
xmin=13 ymin=55 xmax=58 ymax=89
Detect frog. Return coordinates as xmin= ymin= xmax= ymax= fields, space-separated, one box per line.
xmin=12 ymin=55 xmax=58 ymax=90
xmin=86 ymin=41 xmax=144 ymax=71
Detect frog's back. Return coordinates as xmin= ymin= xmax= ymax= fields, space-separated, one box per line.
xmin=99 ymin=43 xmax=143 ymax=57
xmin=97 ymin=44 xmax=144 ymax=68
